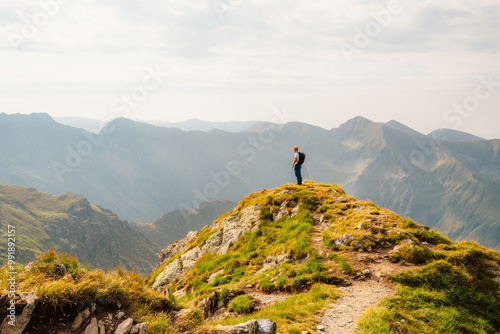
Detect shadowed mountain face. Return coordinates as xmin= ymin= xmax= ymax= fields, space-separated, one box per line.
xmin=0 ymin=113 xmax=498 ymax=249
xmin=0 ymin=184 xmax=157 ymax=275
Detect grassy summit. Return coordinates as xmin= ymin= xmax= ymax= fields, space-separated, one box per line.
xmin=1 ymin=181 xmax=499 ymax=333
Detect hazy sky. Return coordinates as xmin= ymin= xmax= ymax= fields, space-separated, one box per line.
xmin=1 ymin=0 xmax=499 ymax=138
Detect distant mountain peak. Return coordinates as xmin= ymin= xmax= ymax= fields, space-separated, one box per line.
xmin=338 ymin=116 xmax=376 ymax=131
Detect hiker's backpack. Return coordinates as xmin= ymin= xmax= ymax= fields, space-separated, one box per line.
xmin=298 ymin=152 xmax=306 ymax=165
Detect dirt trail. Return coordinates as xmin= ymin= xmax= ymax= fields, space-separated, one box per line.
xmin=311 ymin=213 xmax=412 ymax=334
xmin=318 ymin=280 xmax=392 ymax=333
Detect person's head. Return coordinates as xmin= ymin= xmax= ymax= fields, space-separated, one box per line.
xmin=293 ymin=146 xmax=298 ymax=152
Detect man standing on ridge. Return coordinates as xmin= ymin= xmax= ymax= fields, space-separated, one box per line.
xmin=292 ymin=146 xmax=304 ymax=185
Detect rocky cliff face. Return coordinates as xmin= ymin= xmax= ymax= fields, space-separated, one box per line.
xmin=152 ymin=204 xmax=265 ymax=292
xmin=0 ymin=184 xmax=157 ymax=275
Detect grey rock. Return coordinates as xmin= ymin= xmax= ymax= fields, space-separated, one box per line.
xmin=130 ymin=322 xmax=148 ymax=334
xmin=24 ymin=262 xmax=34 ymax=271
xmin=173 ymin=289 xmax=187 ymax=299
xmin=388 ymin=245 xmax=402 ymax=255
xmin=152 ymin=257 xmax=184 ymax=291
xmin=294 ymin=254 xmax=309 ymax=265
xmin=402 ymin=238 xmax=415 ymax=246
xmin=334 ymin=234 xmax=354 ymax=246
xmin=73 ymin=313 xmax=83 ymax=330
xmin=116 ymin=311 xmax=126 ymax=319
xmin=81 ymin=307 xmax=91 ymax=322
xmin=215 ymin=319 xmax=277 ymax=334
xmin=0 ymin=292 xmax=38 ymax=334
xmin=173 ymin=308 xmax=192 ymax=319
xmin=98 ymin=320 xmax=106 ymax=334
xmin=137 ymin=322 xmax=149 ymax=334
xmin=153 ymin=205 xmax=260 ymax=291
xmin=115 ymin=318 xmax=134 ymax=334
xmin=56 ymin=263 xmax=67 ymax=275
xmin=203 ymin=231 xmax=224 ymax=251
xmin=84 ymin=317 xmax=99 ymax=334
xmin=276 ymin=189 xmax=293 ymax=197
xmin=256 ymin=319 xmax=277 ymax=334
xmin=211 ymin=307 xmax=230 ymax=319
xmin=197 ymin=293 xmax=219 ymax=318
xmin=259 ymin=253 xmax=289 ymax=273
xmin=158 ymin=230 xmax=199 ymax=267
xmin=208 ymin=269 xmax=225 ymax=284
xmin=273 ymin=200 xmax=299 ymax=221
xmin=317 ymin=324 xmax=326 ymax=330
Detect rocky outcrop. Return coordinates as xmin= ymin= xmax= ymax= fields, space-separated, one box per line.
xmin=153 ymin=205 xmax=260 ymax=292
xmin=115 ymin=318 xmax=134 ymax=334
xmin=258 ymin=253 xmax=289 ymax=274
xmin=215 ymin=319 xmax=277 ymax=334
xmin=273 ymin=200 xmax=299 ymax=221
xmin=83 ymin=317 xmax=99 ymax=334
xmin=130 ymin=322 xmax=149 ymax=334
xmin=0 ymin=292 xmax=38 ymax=334
xmin=158 ymin=230 xmax=199 ymax=267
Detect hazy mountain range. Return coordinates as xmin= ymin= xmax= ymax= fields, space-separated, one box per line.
xmin=54 ymin=116 xmax=257 ymax=133
xmin=1 ymin=112 xmax=498 ymax=250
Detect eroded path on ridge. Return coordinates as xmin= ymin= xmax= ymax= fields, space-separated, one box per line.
xmin=311 ymin=213 xmax=413 ymax=334
xmin=318 ymin=280 xmax=393 ymax=333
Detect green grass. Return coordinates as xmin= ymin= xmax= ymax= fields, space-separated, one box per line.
xmin=390 ymin=244 xmax=434 ymax=264
xmin=329 ymin=253 xmax=358 ymax=275
xmin=228 ymin=295 xmax=254 ymax=314
xmin=210 ymin=284 xmax=340 ymax=334
xmin=358 ymin=242 xmax=500 ymax=333
xmin=0 ymin=250 xmax=172 ymax=315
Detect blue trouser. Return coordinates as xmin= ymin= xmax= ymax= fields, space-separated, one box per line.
xmin=294 ymin=164 xmax=302 ymax=185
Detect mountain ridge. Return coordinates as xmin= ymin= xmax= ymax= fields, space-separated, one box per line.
xmin=0 ymin=112 xmax=499 ymax=250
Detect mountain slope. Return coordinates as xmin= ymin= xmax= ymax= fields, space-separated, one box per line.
xmin=428 ymin=128 xmax=485 ymax=143
xmin=0 ymin=184 xmax=157 ymax=275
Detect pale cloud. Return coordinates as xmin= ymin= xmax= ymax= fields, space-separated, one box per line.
xmin=0 ymin=0 xmax=498 ymax=138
